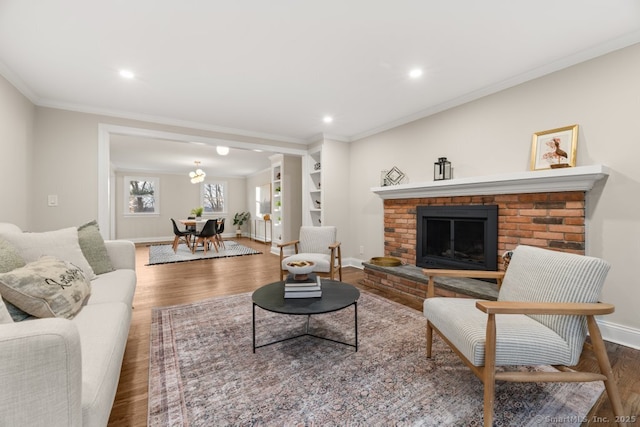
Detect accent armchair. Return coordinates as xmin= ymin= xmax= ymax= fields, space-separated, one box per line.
xmin=423 ymin=245 xmax=623 ymax=426
xmin=278 ymin=226 xmax=342 ymax=281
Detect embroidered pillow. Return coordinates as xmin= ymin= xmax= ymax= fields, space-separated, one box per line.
xmin=0 ymin=227 xmax=96 ymax=280
xmin=0 ymin=256 xmax=91 ymax=319
xmin=78 ymin=220 xmax=114 ymax=275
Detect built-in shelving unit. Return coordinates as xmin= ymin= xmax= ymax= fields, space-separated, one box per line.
xmin=307 ymin=148 xmax=322 ymax=226
xmin=269 ymin=154 xmax=302 ymax=252
xmin=271 ymin=159 xmax=283 ymax=243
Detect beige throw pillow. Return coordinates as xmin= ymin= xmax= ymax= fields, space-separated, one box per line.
xmin=0 ymin=227 xmax=96 ymax=280
xmin=0 ymin=256 xmax=91 ymax=319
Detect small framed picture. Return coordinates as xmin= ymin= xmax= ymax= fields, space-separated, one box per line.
xmin=530 ymin=124 xmax=578 ymax=170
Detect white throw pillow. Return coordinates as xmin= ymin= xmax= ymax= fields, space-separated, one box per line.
xmin=0 ymin=227 xmax=96 ymax=280
xmin=0 ymin=256 xmax=91 ymax=319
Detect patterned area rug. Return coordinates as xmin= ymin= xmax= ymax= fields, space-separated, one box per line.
xmin=147 ymin=241 xmax=261 ymax=265
xmin=148 ymin=291 xmax=604 ymax=426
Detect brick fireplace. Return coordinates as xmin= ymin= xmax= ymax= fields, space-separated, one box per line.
xmin=363 ymin=165 xmax=608 ymax=303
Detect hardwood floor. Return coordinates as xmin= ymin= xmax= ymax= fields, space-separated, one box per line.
xmin=108 ymin=238 xmax=639 ymax=426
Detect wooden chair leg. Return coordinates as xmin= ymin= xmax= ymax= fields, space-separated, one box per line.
xmin=426 ymin=321 xmax=433 ymax=358
xmin=587 ymin=316 xmax=625 ymax=424
xmin=483 ymin=313 xmax=497 ymax=427
xmin=427 ymin=275 xmax=435 ymax=298
xmin=172 ymin=236 xmax=180 ymax=252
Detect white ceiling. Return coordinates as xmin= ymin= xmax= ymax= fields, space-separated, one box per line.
xmin=2 ymin=1 xmax=640 ymax=176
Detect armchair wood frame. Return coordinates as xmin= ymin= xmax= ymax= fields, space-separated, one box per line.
xmin=423 ymin=268 xmax=505 ymax=298
xmin=278 ymin=239 xmax=342 ymax=281
xmin=424 ymin=281 xmax=625 ymax=425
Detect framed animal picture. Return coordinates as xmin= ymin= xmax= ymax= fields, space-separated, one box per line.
xmin=530 ymin=124 xmax=578 ymax=170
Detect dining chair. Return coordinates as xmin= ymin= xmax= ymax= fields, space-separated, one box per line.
xmin=215 ymin=218 xmax=226 ymax=249
xmin=191 ymin=219 xmax=218 ymax=254
xmin=186 ymin=216 xmax=197 ymax=233
xmin=171 ymin=218 xmax=192 ymax=252
xmin=278 ymin=226 xmax=342 ymax=281
xmin=422 ymin=245 xmax=623 ymax=426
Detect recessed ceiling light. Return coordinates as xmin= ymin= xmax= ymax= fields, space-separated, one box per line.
xmin=323 ymin=116 xmax=333 ymax=124
xmin=409 ymin=68 xmax=423 ymax=78
xmin=119 ymin=69 xmax=135 ymax=79
xmin=216 ymin=146 xmax=230 ymax=156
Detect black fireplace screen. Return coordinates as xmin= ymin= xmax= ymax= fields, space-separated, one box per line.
xmin=416 ymin=205 xmax=498 ymax=271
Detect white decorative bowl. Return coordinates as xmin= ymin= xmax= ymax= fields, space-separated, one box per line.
xmin=286 ymin=260 xmax=315 ymax=279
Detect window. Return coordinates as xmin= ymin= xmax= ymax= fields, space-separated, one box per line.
xmin=203 ymin=181 xmax=226 ymax=214
xmin=256 ymin=183 xmax=271 ymax=217
xmin=125 ymin=176 xmax=159 ymax=215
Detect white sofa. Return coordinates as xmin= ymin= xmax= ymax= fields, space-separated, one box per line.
xmin=0 ymin=222 xmax=137 ymax=427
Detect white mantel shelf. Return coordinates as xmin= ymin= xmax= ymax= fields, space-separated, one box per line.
xmin=371 ymin=165 xmax=609 ymax=199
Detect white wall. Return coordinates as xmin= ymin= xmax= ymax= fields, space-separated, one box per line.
xmin=113 ymin=171 xmax=246 ymax=241
xmin=349 ymin=42 xmax=640 ymax=342
xmin=0 ymin=74 xmax=34 ymax=228
xmin=2 ymin=42 xmax=638 ymax=345
xmin=27 ymin=107 xmax=304 ymax=233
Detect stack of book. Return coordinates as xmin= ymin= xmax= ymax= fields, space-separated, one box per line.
xmin=284 ymin=274 xmax=322 ymax=298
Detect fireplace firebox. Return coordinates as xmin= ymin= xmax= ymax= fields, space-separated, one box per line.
xmin=416 ymin=205 xmax=498 ymax=271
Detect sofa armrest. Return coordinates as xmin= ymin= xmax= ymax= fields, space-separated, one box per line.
xmin=104 ymin=240 xmax=136 ymax=270
xmin=0 ymin=318 xmax=83 ymax=427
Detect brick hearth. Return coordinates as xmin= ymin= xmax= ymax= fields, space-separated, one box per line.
xmin=363 ymin=191 xmax=586 ymax=303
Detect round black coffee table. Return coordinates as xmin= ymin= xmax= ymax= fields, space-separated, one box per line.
xmin=252 ymin=279 xmax=360 ymax=352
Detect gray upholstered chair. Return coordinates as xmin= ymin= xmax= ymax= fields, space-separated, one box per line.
xmin=278 ymin=226 xmax=342 ymax=281
xmin=423 ymin=245 xmax=623 ymax=426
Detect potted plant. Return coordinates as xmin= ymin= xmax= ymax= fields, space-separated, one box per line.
xmin=190 ymin=206 xmax=204 ymax=218
xmin=233 ymin=212 xmax=250 ymax=236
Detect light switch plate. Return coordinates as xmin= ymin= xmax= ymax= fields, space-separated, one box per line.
xmin=47 ymin=195 xmax=58 ymax=207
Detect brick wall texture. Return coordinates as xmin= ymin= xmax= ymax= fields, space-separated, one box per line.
xmin=383 ymin=191 xmax=586 ymax=270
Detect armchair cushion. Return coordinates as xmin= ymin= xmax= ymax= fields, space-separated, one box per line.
xmin=298 ymin=226 xmax=337 ymax=254
xmin=498 ymin=245 xmax=610 ymax=363
xmin=423 ymin=298 xmax=571 ymax=366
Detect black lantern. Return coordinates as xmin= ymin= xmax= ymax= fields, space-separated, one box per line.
xmin=434 ymin=157 xmax=452 ymax=181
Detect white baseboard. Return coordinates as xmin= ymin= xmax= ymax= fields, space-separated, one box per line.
xmin=597 ymin=319 xmax=640 ymax=350
xmin=349 ymin=258 xmax=640 ymax=349
xmin=123 ymin=232 xmax=245 ymax=244
xmin=344 ymin=258 xmax=365 ymax=269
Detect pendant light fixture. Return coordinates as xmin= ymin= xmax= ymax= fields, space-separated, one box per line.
xmin=189 ymin=161 xmax=206 ymax=184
